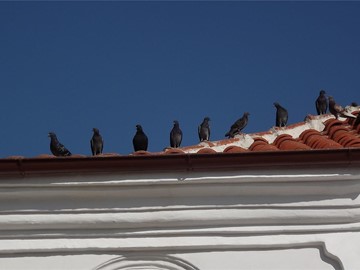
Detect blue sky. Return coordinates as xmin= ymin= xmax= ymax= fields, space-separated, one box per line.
xmin=1 ymin=1 xmax=360 ymax=157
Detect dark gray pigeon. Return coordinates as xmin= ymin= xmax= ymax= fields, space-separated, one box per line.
xmin=133 ymin=124 xmax=148 ymax=151
xmin=225 ymin=112 xmax=250 ymax=138
xmin=170 ymin=120 xmax=182 ymax=148
xmin=315 ymin=90 xmax=328 ymax=115
xmin=198 ymin=117 xmax=210 ymax=142
xmin=90 ymin=128 xmax=103 ymax=156
xmin=48 ymin=132 xmax=72 ymax=157
xmin=274 ymin=102 xmax=288 ymax=127
xmin=328 ymin=96 xmax=356 ymax=119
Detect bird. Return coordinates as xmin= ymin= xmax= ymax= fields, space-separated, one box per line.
xmin=198 ymin=117 xmax=210 ymax=142
xmin=225 ymin=112 xmax=250 ymax=138
xmin=90 ymin=128 xmax=103 ymax=156
xmin=48 ymin=132 xmax=72 ymax=157
xmin=328 ymin=96 xmax=356 ymax=119
xmin=315 ymin=90 xmax=328 ymax=115
xmin=133 ymin=124 xmax=148 ymax=151
xmin=274 ymin=102 xmax=288 ymax=127
xmin=170 ymin=120 xmax=182 ymax=148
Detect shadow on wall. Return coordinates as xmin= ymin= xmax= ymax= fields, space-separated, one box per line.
xmin=92 ymin=254 xmax=200 ymax=270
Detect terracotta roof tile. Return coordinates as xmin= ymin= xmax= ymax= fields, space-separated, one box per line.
xmin=299 ymin=129 xmax=343 ymax=149
xmin=223 ymin=146 xmax=248 ymax=153
xmin=273 ymin=134 xmax=311 ymax=151
xmin=249 ymin=138 xmax=279 ymax=152
xmin=323 ymin=119 xmax=360 ymax=148
xmin=131 ymin=150 xmax=152 ymax=156
xmin=163 ymin=148 xmax=186 ymax=155
xmin=4 ymin=108 xmax=360 ymax=160
xmin=196 ymin=148 xmax=218 ymax=154
xmin=323 ymin=119 xmax=344 ymax=133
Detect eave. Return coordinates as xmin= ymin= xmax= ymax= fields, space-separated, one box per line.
xmin=1 ymin=148 xmax=360 ymax=178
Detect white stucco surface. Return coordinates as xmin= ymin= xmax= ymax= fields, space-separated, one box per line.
xmin=0 ymin=155 xmax=359 ymax=270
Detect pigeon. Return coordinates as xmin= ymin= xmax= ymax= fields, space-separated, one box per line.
xmin=133 ymin=124 xmax=148 ymax=151
xmin=225 ymin=112 xmax=250 ymax=138
xmin=315 ymin=90 xmax=328 ymax=115
xmin=328 ymin=96 xmax=356 ymax=119
xmin=48 ymin=132 xmax=72 ymax=157
xmin=274 ymin=102 xmax=288 ymax=127
xmin=90 ymin=128 xmax=103 ymax=156
xmin=198 ymin=117 xmax=210 ymax=142
xmin=170 ymin=120 xmax=182 ymax=148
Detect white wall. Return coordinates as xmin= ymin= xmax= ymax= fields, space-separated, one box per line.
xmin=0 ymin=164 xmax=359 ymax=269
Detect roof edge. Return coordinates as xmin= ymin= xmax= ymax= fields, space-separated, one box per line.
xmin=1 ymin=148 xmax=359 ymax=178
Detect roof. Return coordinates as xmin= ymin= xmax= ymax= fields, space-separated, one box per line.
xmin=9 ymin=105 xmax=360 ymax=157
xmin=1 ymin=106 xmax=360 ymax=177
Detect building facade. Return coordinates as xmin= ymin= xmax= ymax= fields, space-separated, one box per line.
xmin=1 ymin=115 xmax=360 ymax=269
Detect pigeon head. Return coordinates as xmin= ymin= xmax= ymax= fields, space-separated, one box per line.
xmin=48 ymin=132 xmax=57 ymax=138
xmin=173 ymin=120 xmax=180 ymax=126
xmin=320 ymin=90 xmax=326 ymax=95
xmin=204 ymin=117 xmax=210 ymax=122
xmin=273 ymin=102 xmax=281 ymax=108
xmin=243 ymin=112 xmax=250 ymax=116
xmin=92 ymin=128 xmax=100 ymax=134
xmin=136 ymin=124 xmax=143 ymax=131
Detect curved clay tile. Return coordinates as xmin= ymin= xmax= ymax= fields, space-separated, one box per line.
xmin=196 ymin=148 xmax=218 ymax=154
xmin=326 ymin=123 xmax=360 ymax=148
xmin=251 ymin=137 xmax=269 ymax=143
xmin=337 ymin=134 xmax=354 ymax=146
xmin=299 ymin=129 xmax=320 ymax=142
xmin=327 ymin=125 xmax=349 ymax=139
xmin=323 ymin=119 xmax=344 ymax=133
xmin=331 ymin=130 xmax=350 ymax=142
xmin=347 ymin=141 xmax=360 ymax=147
xmin=273 ymin=134 xmax=311 ymax=151
xmin=343 ymin=136 xmax=360 ymax=147
xmin=131 ymin=150 xmax=152 ymax=156
xmin=273 ymin=134 xmax=292 ymax=147
xmin=223 ymin=145 xmax=248 ymax=153
xmin=249 ymin=138 xmax=279 ymax=151
xmin=299 ymin=129 xmax=343 ymax=149
xmin=163 ymin=148 xmax=186 ymax=155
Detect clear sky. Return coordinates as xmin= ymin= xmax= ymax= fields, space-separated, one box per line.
xmin=1 ymin=1 xmax=360 ymax=157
